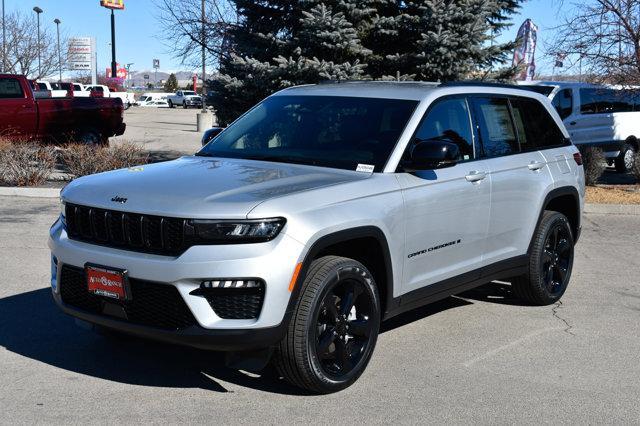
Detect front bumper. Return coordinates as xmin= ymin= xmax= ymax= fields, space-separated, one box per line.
xmin=48 ymin=218 xmax=305 ymax=349
xmin=52 ymin=291 xmax=288 ymax=351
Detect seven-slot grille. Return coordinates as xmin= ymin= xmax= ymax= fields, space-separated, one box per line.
xmin=65 ymin=203 xmax=187 ymax=256
xmin=59 ymin=265 xmax=198 ymax=331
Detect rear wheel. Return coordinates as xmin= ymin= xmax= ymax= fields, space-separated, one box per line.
xmin=168 ymin=100 xmax=174 ymax=108
xmin=76 ymin=128 xmax=106 ymax=145
xmin=615 ymin=143 xmax=636 ymax=173
xmin=274 ymin=256 xmax=380 ymax=394
xmin=512 ymin=211 xmax=574 ymax=305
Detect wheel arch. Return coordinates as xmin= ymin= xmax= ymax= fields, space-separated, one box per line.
xmin=530 ymin=186 xmax=581 ymax=252
xmin=287 ymin=226 xmax=394 ymax=319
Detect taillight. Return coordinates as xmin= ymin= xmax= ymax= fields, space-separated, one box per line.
xmin=573 ymin=152 xmax=583 ymax=166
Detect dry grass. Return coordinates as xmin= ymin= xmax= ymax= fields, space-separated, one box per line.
xmin=61 ymin=142 xmax=149 ymax=178
xmin=0 ymin=140 xmax=56 ymax=186
xmin=586 ymin=185 xmax=640 ymax=204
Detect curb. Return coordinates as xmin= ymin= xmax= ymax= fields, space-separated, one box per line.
xmin=0 ymin=187 xmax=60 ymax=198
xmin=584 ymin=203 xmax=640 ymax=215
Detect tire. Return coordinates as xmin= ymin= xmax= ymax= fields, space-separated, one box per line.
xmin=76 ymin=128 xmax=105 ymax=145
xmin=168 ymin=100 xmax=174 ymax=109
xmin=512 ymin=211 xmax=575 ymax=305
xmin=615 ymin=143 xmax=636 ymax=173
xmin=273 ymin=256 xmax=381 ymax=394
xmin=182 ymin=102 xmax=187 ymax=109
xmin=124 ymin=102 xmax=131 ymax=110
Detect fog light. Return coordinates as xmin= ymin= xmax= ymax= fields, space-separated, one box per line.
xmin=200 ymin=279 xmax=262 ymax=289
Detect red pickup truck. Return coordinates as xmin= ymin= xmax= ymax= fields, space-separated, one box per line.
xmin=0 ymin=74 xmax=126 ymax=144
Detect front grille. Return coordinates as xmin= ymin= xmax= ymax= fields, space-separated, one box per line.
xmin=59 ymin=265 xmax=198 ymax=331
xmin=191 ymin=285 xmax=265 ymax=320
xmin=65 ymin=203 xmax=187 ymax=256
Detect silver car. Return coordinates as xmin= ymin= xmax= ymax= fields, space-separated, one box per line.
xmin=49 ymin=81 xmax=585 ymax=393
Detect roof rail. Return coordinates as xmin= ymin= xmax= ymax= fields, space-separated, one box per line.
xmin=440 ymin=80 xmax=521 ymax=90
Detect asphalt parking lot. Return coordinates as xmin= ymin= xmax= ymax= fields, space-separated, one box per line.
xmin=112 ymin=107 xmax=208 ymax=160
xmin=1 ymin=196 xmax=639 ymax=423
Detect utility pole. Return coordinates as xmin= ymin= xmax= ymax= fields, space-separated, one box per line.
xmin=110 ymin=9 xmax=117 ymax=79
xmin=2 ymin=0 xmax=6 ymax=73
xmin=33 ymin=6 xmax=43 ymax=78
xmin=201 ymin=0 xmax=207 ymax=112
xmin=54 ymin=18 xmax=62 ymax=83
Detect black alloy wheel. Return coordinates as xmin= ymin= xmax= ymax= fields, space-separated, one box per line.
xmin=541 ymin=222 xmax=572 ymax=295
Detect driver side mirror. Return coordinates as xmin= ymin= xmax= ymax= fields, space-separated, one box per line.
xmin=201 ymin=127 xmax=225 ymax=146
xmin=404 ymin=139 xmax=460 ymax=171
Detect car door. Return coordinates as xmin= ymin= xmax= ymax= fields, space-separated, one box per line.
xmin=0 ymin=77 xmax=37 ymax=137
xmin=398 ymin=96 xmax=492 ymax=295
xmin=469 ymin=96 xmax=554 ymax=266
xmin=568 ymin=88 xmax=615 ymax=148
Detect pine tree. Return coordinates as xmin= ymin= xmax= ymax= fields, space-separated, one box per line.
xmin=164 ymin=73 xmax=179 ymax=92
xmin=210 ymin=0 xmax=522 ymax=123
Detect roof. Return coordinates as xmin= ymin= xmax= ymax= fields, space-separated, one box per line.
xmin=275 ymin=80 xmax=550 ymax=102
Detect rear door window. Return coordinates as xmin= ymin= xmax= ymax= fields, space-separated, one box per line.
xmin=471 ymin=97 xmax=519 ymax=158
xmin=510 ymin=97 xmax=567 ymax=151
xmin=0 ymin=78 xmax=25 ymax=99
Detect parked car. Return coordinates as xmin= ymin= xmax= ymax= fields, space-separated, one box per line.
xmin=519 ymin=81 xmax=640 ymax=172
xmin=167 ymin=90 xmax=199 ymax=108
xmin=84 ymin=84 xmax=136 ymax=110
xmin=140 ymin=99 xmax=169 ymax=108
xmin=35 ymin=80 xmax=67 ymax=98
xmin=0 ymin=74 xmax=126 ymax=144
xmin=70 ymin=83 xmax=91 ymax=97
xmin=183 ymin=95 xmax=203 ymax=109
xmin=50 ymin=81 xmax=584 ymax=394
xmin=136 ymin=92 xmax=170 ymax=107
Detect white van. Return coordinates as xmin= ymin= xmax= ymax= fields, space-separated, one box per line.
xmin=519 ymin=81 xmax=639 ymax=172
xmin=136 ymin=93 xmax=170 ymax=107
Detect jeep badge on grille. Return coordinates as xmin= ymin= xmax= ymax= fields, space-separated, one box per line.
xmin=111 ymin=196 xmax=127 ymax=204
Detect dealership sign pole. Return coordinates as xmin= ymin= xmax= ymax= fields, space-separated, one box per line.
xmin=100 ymin=0 xmax=124 ymax=82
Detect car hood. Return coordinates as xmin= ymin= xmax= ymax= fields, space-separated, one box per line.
xmin=61 ymin=156 xmax=371 ymax=218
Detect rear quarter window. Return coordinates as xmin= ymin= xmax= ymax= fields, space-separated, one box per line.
xmin=510 ymin=97 xmax=567 ymax=150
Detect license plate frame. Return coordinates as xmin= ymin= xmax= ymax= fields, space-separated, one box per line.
xmin=85 ymin=263 xmax=131 ymax=301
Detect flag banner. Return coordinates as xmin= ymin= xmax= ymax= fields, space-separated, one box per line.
xmin=512 ymin=19 xmax=538 ymax=81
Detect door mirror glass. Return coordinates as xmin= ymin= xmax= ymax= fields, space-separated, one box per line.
xmin=201 ymin=127 xmax=225 ymax=146
xmin=406 ymin=139 xmax=460 ymax=170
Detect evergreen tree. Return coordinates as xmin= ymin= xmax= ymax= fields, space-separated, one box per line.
xmin=211 ymin=0 xmax=522 ymax=123
xmin=164 ymin=73 xmax=179 ymax=92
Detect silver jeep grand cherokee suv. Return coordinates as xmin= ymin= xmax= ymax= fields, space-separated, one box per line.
xmin=49 ymin=82 xmax=585 ymax=393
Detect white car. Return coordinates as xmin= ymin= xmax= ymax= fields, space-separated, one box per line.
xmin=50 ymin=81 xmax=584 ymax=393
xmin=140 ymin=99 xmax=169 ymax=108
xmin=85 ymin=84 xmax=136 ymax=110
xmin=167 ymin=90 xmax=199 ymax=108
xmin=71 ymin=83 xmax=91 ymax=97
xmin=519 ymin=81 xmax=639 ymax=172
xmin=136 ymin=93 xmax=170 ymax=106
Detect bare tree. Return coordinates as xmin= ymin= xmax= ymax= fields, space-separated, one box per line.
xmin=550 ymin=0 xmax=640 ymax=84
xmin=154 ymin=0 xmax=236 ymax=69
xmin=2 ymin=11 xmax=65 ymax=79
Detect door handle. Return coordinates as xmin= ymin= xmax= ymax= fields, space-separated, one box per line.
xmin=569 ymin=121 xmax=577 ymax=126
xmin=465 ymin=171 xmax=487 ymax=182
xmin=527 ymin=161 xmax=545 ymax=171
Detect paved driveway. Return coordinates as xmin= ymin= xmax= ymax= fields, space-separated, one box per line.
xmin=1 ymin=196 xmax=639 ymax=423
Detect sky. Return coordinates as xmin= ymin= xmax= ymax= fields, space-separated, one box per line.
xmin=2 ymin=0 xmax=566 ymax=77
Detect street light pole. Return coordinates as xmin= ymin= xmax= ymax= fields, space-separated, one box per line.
xmin=33 ymin=6 xmax=43 ymax=78
xmin=54 ymin=19 xmax=62 ymax=83
xmin=110 ymin=9 xmax=117 ymax=79
xmin=2 ymin=0 xmax=6 ymax=73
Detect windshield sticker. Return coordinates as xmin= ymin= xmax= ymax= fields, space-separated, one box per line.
xmin=356 ymin=164 xmax=375 ymax=173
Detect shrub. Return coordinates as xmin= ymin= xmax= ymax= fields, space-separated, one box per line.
xmin=0 ymin=141 xmax=56 ymax=186
xmin=633 ymin=152 xmax=640 ymax=183
xmin=580 ymin=146 xmax=606 ymax=186
xmin=62 ymin=142 xmax=149 ymax=178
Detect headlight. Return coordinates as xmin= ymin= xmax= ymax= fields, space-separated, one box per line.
xmin=60 ymin=198 xmax=66 ymax=225
xmin=189 ymin=218 xmax=285 ymax=243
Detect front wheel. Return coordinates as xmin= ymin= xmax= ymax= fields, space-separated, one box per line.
xmin=274 ymin=256 xmax=380 ymax=394
xmin=183 ymin=102 xmax=188 ymax=109
xmin=512 ymin=211 xmax=574 ymax=305
xmin=615 ymin=143 xmax=636 ymax=173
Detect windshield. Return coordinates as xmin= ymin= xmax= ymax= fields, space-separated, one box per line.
xmin=139 ymin=96 xmax=149 ymax=101
xmin=198 ymin=95 xmax=418 ymax=172
xmin=184 ymin=91 xmax=196 ymax=96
